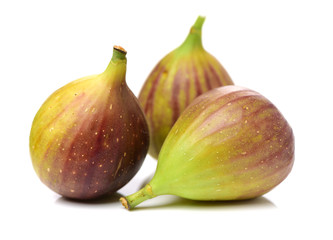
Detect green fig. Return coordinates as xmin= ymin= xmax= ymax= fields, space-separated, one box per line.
xmin=138 ymin=16 xmax=234 ymax=159
xmin=30 ymin=46 xmax=149 ymax=200
xmin=120 ymin=85 xmax=294 ymax=209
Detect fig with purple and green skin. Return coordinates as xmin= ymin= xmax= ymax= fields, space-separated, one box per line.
xmin=138 ymin=16 xmax=234 ymax=159
xmin=120 ymin=85 xmax=294 ymax=209
xmin=29 ymin=46 xmax=149 ymax=200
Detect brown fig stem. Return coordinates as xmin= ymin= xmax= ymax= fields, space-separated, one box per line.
xmin=120 ymin=184 xmax=156 ymax=210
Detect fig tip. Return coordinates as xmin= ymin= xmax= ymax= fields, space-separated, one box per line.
xmin=113 ymin=45 xmax=127 ymax=55
xmin=120 ymin=197 xmax=130 ymax=210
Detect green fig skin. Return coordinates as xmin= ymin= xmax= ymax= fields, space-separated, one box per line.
xmin=138 ymin=16 xmax=233 ymax=159
xmin=120 ymin=86 xmax=294 ymax=209
xmin=30 ymin=46 xmax=149 ymax=200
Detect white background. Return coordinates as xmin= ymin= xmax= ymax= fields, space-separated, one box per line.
xmin=1 ymin=0 xmax=332 ymax=239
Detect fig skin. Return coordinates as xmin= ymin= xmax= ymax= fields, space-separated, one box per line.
xmin=29 ymin=46 xmax=149 ymax=200
xmin=138 ymin=16 xmax=233 ymax=159
xmin=120 ymin=85 xmax=294 ymax=209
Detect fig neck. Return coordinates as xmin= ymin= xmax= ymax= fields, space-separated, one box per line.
xmin=102 ymin=46 xmax=127 ymax=84
xmin=120 ymin=184 xmax=156 ymax=210
xmin=178 ymin=16 xmax=205 ymax=53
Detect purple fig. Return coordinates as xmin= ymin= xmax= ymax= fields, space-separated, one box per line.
xmin=29 ymin=46 xmax=149 ymax=200
xmin=138 ymin=16 xmax=234 ymax=158
xmin=121 ymin=85 xmax=294 ymax=209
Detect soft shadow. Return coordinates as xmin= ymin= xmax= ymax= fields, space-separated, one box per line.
xmin=138 ymin=173 xmax=154 ymax=189
xmin=132 ymin=195 xmax=276 ymax=211
xmin=55 ymin=192 xmax=124 ymax=207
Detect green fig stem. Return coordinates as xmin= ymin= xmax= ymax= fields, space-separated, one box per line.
xmin=192 ymin=15 xmax=205 ymax=33
xmin=103 ymin=45 xmax=127 ymax=82
xmin=120 ymin=184 xmax=156 ymax=210
xmin=178 ymin=16 xmax=205 ymax=52
xmin=111 ymin=45 xmax=127 ymax=62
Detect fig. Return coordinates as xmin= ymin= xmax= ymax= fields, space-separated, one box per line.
xmin=120 ymin=85 xmax=294 ymax=209
xmin=138 ymin=16 xmax=234 ymax=158
xmin=29 ymin=46 xmax=149 ymax=200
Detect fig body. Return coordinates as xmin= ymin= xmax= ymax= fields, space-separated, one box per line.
xmin=30 ymin=46 xmax=149 ymax=200
xmin=139 ymin=16 xmax=233 ymax=158
xmin=121 ymin=85 xmax=294 ymax=209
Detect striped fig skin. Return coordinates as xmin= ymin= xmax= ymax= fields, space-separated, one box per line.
xmin=30 ymin=47 xmax=149 ymax=200
xmin=149 ymin=85 xmax=295 ymax=201
xmin=139 ymin=17 xmax=233 ymax=159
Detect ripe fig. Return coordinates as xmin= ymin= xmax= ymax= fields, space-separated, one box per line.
xmin=139 ymin=16 xmax=234 ymax=159
xmin=29 ymin=46 xmax=149 ymax=200
xmin=120 ymin=86 xmax=294 ymax=209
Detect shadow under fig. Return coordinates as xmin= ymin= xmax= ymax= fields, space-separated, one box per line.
xmin=55 ymin=192 xmax=124 ymax=206
xmin=55 ymin=171 xmax=277 ymax=211
xmin=131 ymin=195 xmax=276 ymax=211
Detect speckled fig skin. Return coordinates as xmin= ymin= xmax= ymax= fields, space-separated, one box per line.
xmin=138 ymin=16 xmax=233 ymax=159
xmin=120 ymin=85 xmax=294 ymax=209
xmin=29 ymin=46 xmax=149 ymax=200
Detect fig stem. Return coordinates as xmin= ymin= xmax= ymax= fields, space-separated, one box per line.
xmin=103 ymin=45 xmax=127 ymax=81
xmin=111 ymin=45 xmax=127 ymax=62
xmin=192 ymin=15 xmax=205 ymax=32
xmin=179 ymin=16 xmax=205 ymax=52
xmin=120 ymin=184 xmax=156 ymax=210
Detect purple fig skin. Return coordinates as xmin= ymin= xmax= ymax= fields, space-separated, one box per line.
xmin=138 ymin=16 xmax=234 ymax=159
xmin=29 ymin=46 xmax=149 ymax=200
